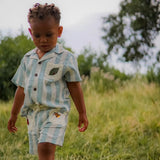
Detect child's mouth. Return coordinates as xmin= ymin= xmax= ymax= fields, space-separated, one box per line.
xmin=41 ymin=45 xmax=49 ymax=48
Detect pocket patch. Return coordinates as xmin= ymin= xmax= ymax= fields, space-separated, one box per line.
xmin=49 ymin=68 xmax=59 ymax=75
xmin=45 ymin=63 xmax=63 ymax=81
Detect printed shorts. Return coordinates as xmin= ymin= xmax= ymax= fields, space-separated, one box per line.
xmin=27 ymin=106 xmax=68 ymax=155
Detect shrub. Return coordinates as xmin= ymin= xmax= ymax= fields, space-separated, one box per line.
xmin=0 ymin=33 xmax=34 ymax=100
xmin=146 ymin=67 xmax=160 ymax=84
xmin=82 ymin=67 xmax=122 ymax=93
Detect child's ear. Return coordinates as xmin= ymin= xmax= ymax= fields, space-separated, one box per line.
xmin=58 ymin=26 xmax=63 ymax=37
xmin=28 ymin=28 xmax=32 ymax=36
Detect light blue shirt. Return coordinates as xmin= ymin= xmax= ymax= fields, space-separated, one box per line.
xmin=12 ymin=44 xmax=81 ymax=117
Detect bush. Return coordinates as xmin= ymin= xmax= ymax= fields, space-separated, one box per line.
xmin=77 ymin=46 xmax=132 ymax=81
xmin=77 ymin=47 xmax=96 ymax=77
xmin=0 ymin=33 xmax=34 ymax=100
xmin=146 ymin=67 xmax=160 ymax=84
xmin=82 ymin=67 xmax=123 ymax=93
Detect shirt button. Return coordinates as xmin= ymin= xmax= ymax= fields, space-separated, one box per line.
xmin=35 ymin=73 xmax=38 ymax=77
xmin=33 ymin=88 xmax=37 ymax=91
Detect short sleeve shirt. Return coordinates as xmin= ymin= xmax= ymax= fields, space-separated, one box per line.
xmin=12 ymin=44 xmax=81 ymax=117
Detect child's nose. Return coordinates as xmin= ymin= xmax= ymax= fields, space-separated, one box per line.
xmin=40 ymin=36 xmax=47 ymax=42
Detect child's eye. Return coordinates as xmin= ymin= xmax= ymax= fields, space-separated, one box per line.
xmin=34 ymin=34 xmax=40 ymax=38
xmin=46 ymin=33 xmax=53 ymax=37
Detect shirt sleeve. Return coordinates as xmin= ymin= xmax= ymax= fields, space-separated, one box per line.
xmin=63 ymin=54 xmax=82 ymax=82
xmin=11 ymin=57 xmax=26 ymax=88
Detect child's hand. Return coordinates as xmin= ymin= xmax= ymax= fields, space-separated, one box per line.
xmin=7 ymin=115 xmax=18 ymax=133
xmin=78 ymin=113 xmax=88 ymax=132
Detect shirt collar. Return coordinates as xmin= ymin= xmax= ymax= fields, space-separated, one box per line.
xmin=51 ymin=44 xmax=64 ymax=54
xmin=26 ymin=43 xmax=64 ymax=61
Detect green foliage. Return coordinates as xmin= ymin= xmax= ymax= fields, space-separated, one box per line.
xmin=81 ymin=66 xmax=131 ymax=94
xmin=108 ymin=68 xmax=132 ymax=81
xmin=1 ymin=79 xmax=160 ymax=159
xmin=77 ymin=46 xmax=132 ymax=84
xmin=77 ymin=47 xmax=96 ymax=76
xmin=87 ymin=67 xmax=119 ymax=93
xmin=0 ymin=33 xmax=34 ymax=100
xmin=102 ymin=0 xmax=160 ymax=63
xmin=146 ymin=67 xmax=160 ymax=84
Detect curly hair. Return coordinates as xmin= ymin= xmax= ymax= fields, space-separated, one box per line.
xmin=28 ymin=3 xmax=61 ymax=24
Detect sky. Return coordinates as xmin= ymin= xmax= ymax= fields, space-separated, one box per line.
xmin=0 ymin=0 xmax=121 ymax=53
xmin=0 ymin=0 xmax=121 ymax=28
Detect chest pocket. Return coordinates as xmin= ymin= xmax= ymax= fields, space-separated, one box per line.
xmin=45 ymin=63 xmax=63 ymax=82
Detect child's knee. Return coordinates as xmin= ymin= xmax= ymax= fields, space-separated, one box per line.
xmin=38 ymin=142 xmax=56 ymax=159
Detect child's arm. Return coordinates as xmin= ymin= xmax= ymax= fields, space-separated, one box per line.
xmin=67 ymin=82 xmax=88 ymax=132
xmin=8 ymin=86 xmax=25 ymax=133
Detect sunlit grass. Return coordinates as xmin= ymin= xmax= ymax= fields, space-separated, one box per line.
xmin=1 ymin=78 xmax=160 ymax=159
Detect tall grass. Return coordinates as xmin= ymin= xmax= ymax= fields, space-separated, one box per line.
xmin=1 ymin=77 xmax=160 ymax=160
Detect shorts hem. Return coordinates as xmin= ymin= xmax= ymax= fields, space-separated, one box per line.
xmin=38 ymin=141 xmax=63 ymax=147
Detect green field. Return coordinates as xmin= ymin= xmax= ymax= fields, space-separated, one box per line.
xmin=1 ymin=79 xmax=160 ymax=160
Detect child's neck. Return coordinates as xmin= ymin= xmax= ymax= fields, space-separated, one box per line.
xmin=36 ymin=45 xmax=56 ymax=59
xmin=36 ymin=49 xmax=46 ymax=59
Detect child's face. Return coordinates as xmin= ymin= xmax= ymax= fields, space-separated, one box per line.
xmin=29 ymin=16 xmax=63 ymax=53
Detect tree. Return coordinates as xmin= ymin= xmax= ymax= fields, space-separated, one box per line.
xmin=77 ymin=47 xmax=96 ymax=76
xmin=102 ymin=0 xmax=160 ymax=64
xmin=77 ymin=46 xmax=131 ymax=81
xmin=0 ymin=33 xmax=34 ymax=100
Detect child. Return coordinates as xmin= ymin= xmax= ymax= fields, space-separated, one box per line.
xmin=7 ymin=3 xmax=88 ymax=160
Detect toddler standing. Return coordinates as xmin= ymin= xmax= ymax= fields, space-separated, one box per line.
xmin=8 ymin=3 xmax=88 ymax=160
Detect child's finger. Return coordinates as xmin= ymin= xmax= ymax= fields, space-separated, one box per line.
xmin=78 ymin=121 xmax=88 ymax=132
xmin=78 ymin=120 xmax=82 ymax=128
xmin=8 ymin=120 xmax=17 ymax=133
xmin=9 ymin=127 xmax=17 ymax=133
xmin=12 ymin=126 xmax=18 ymax=132
xmin=78 ymin=125 xmax=87 ymax=132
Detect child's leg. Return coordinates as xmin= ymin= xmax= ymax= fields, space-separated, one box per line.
xmin=38 ymin=142 xmax=56 ymax=160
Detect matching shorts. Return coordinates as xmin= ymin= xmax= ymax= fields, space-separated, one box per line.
xmin=26 ymin=105 xmax=69 ymax=154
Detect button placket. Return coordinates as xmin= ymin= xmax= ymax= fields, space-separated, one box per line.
xmin=32 ymin=61 xmax=41 ymax=102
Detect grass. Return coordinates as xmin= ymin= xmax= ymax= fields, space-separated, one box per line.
xmin=1 ymin=78 xmax=160 ymax=160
